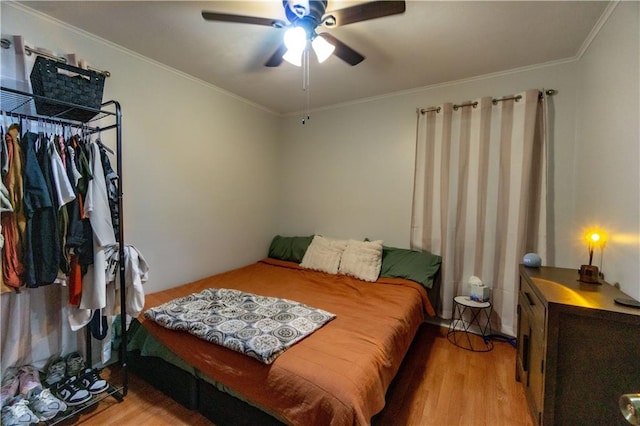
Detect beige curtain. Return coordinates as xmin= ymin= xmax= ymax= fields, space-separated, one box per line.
xmin=411 ymin=89 xmax=548 ymax=336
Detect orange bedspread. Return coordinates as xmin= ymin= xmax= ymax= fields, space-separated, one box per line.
xmin=139 ymin=258 xmax=434 ymax=425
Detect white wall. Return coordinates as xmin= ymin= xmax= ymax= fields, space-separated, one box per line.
xmin=573 ymin=1 xmax=640 ymax=299
xmin=1 ymin=3 xmax=282 ymax=293
xmin=277 ymin=3 xmax=640 ymax=301
xmin=278 ymin=63 xmax=580 ymax=255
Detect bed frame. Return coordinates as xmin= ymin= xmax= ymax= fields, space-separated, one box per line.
xmin=130 ymin=258 xmax=441 ymax=424
xmin=128 ymin=349 xmax=282 ymax=425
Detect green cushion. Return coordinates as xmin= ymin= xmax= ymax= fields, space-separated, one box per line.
xmin=268 ymin=235 xmax=314 ymax=263
xmin=379 ymin=246 xmax=442 ymax=289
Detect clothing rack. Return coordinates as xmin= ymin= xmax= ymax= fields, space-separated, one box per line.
xmin=0 ymin=86 xmax=127 ymax=422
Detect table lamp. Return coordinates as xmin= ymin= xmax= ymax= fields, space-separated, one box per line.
xmin=578 ymin=229 xmax=606 ymax=283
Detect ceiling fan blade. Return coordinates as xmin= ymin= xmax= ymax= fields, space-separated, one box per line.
xmin=318 ymin=33 xmax=364 ymax=66
xmin=265 ymin=43 xmax=287 ymax=67
xmin=324 ymin=1 xmax=406 ymax=27
xmin=202 ymin=11 xmax=287 ymax=28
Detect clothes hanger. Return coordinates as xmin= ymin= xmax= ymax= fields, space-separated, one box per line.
xmin=94 ymin=127 xmax=114 ymax=155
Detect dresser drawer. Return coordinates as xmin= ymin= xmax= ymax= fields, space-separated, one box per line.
xmin=518 ymin=275 xmax=546 ymax=421
xmin=519 ymin=277 xmax=545 ymax=333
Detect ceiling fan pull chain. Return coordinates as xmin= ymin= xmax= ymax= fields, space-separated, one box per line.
xmin=302 ymin=47 xmax=309 ymax=91
xmin=302 ymin=48 xmax=310 ymax=124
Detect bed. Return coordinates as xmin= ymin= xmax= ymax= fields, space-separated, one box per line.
xmin=130 ymin=237 xmax=441 ymax=425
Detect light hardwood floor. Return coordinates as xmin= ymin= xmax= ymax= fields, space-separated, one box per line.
xmin=66 ymin=324 xmax=534 ymax=426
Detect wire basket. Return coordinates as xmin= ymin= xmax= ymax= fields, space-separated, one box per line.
xmin=30 ymin=56 xmax=105 ymax=122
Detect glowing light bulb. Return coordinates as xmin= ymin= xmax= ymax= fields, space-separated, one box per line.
xmin=284 ymin=27 xmax=307 ymax=52
xmin=312 ymin=35 xmax=335 ymax=63
xmin=283 ymin=27 xmax=307 ymax=67
xmin=584 ymin=229 xmax=607 ymax=248
xmin=283 ymin=49 xmax=303 ymax=67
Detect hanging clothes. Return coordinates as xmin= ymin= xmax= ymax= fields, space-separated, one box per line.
xmin=71 ymin=135 xmax=94 ymax=273
xmin=98 ymin=142 xmax=119 ymax=242
xmin=0 ymin=124 xmax=12 ymax=295
xmin=101 ymin=243 xmax=149 ymax=364
xmin=49 ymin=136 xmax=75 ymax=209
xmin=0 ymin=180 xmax=14 ymax=294
xmin=79 ymin=141 xmax=115 ymax=311
xmin=49 ymin=135 xmax=75 ymax=278
xmin=10 ymin=125 xmax=26 ymax=247
xmin=0 ymin=114 xmax=145 ymax=368
xmin=63 ymin=137 xmax=86 ymax=305
xmin=104 ymin=244 xmax=148 ymax=318
xmin=0 ymin=182 xmax=12 ymax=237
xmin=21 ymin=131 xmax=57 ymax=287
xmin=0 ymin=182 xmax=13 ymax=242
xmin=2 ymin=124 xmax=25 ymax=288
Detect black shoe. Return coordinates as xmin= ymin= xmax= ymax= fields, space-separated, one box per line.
xmin=79 ymin=369 xmax=109 ymax=395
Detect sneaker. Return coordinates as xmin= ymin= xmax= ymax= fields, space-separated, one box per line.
xmin=1 ymin=368 xmax=19 ymax=407
xmin=26 ymin=386 xmax=67 ymax=421
xmin=0 ymin=396 xmax=39 ymax=425
xmin=53 ymin=376 xmax=91 ymax=406
xmin=44 ymin=357 xmax=66 ymax=387
xmin=65 ymin=352 xmax=85 ymax=378
xmin=17 ymin=366 xmax=41 ymax=397
xmin=79 ymin=369 xmax=108 ymax=395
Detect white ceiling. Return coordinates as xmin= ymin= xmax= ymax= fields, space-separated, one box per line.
xmin=20 ymin=1 xmax=610 ymax=114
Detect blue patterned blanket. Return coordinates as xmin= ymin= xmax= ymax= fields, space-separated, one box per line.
xmin=144 ymin=288 xmax=335 ymax=364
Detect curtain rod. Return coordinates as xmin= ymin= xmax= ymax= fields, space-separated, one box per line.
xmin=0 ymin=37 xmax=111 ymax=77
xmin=419 ymin=89 xmax=557 ymax=115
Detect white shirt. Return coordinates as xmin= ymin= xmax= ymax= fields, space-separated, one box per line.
xmin=79 ymin=142 xmax=116 ymax=310
xmin=49 ymin=137 xmax=76 ymax=208
xmin=104 ymin=244 xmax=149 ymax=317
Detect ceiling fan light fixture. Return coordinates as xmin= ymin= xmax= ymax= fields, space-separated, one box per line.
xmin=311 ymin=35 xmax=335 ymax=63
xmin=283 ymin=48 xmax=303 ymax=67
xmin=283 ymin=26 xmax=307 ymax=66
xmin=284 ymin=26 xmax=307 ymax=51
xmin=203 ymin=1 xmax=407 ymax=68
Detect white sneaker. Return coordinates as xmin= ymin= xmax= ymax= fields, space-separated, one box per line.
xmin=27 ymin=386 xmax=67 ymax=421
xmin=0 ymin=396 xmax=39 ymax=425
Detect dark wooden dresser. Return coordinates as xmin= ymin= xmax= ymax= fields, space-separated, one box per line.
xmin=516 ymin=265 xmax=640 ymax=425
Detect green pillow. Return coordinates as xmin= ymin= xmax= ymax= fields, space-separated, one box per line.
xmin=379 ymin=246 xmax=442 ymax=289
xmin=268 ymin=235 xmax=314 ymax=263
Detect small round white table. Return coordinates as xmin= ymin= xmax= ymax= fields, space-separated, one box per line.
xmin=447 ymin=295 xmax=493 ymax=352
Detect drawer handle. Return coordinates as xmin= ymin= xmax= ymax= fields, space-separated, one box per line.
xmin=524 ymin=291 xmax=535 ymax=306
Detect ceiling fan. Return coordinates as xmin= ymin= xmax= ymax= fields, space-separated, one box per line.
xmin=202 ymin=1 xmax=406 ymax=67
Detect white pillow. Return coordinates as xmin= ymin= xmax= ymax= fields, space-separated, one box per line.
xmin=300 ymin=236 xmax=348 ymax=274
xmin=338 ymin=239 xmax=384 ymax=282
